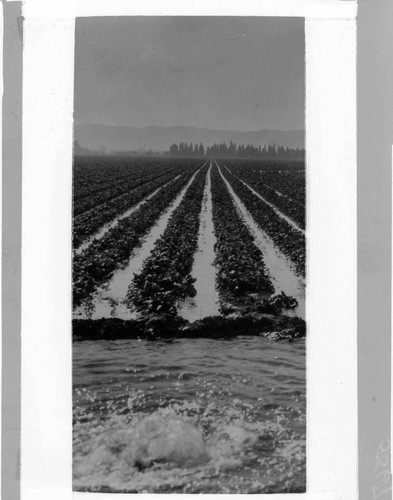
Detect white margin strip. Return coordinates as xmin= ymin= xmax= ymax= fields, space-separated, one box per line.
xmin=306 ymin=15 xmax=357 ymax=500
xmin=23 ymin=0 xmax=357 ymax=21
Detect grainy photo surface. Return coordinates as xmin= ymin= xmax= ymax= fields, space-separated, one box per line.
xmin=72 ymin=17 xmax=306 ymax=493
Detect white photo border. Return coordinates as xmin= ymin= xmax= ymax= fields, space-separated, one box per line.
xmin=21 ymin=1 xmax=358 ymax=499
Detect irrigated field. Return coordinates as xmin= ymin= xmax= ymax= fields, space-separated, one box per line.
xmin=73 ymin=155 xmax=306 ymax=340
xmin=72 ymin=155 xmax=307 ymax=494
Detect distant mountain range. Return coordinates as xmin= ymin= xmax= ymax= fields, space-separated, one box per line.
xmin=74 ymin=124 xmax=305 ymax=154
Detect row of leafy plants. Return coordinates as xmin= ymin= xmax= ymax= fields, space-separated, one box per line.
xmin=73 ymin=164 xmax=202 ymax=307
xmin=73 ymin=156 xmax=144 ymax=201
xmin=126 ymin=164 xmax=210 ymax=316
xmin=74 ymin=161 xmax=184 ymax=217
xmin=73 ymin=166 xmax=187 ymax=249
xmin=225 ymin=158 xmax=306 ymax=206
xmin=73 ymin=156 xmax=192 ymax=205
xmin=218 ymin=162 xmax=306 ymax=277
xmin=225 ymin=163 xmax=305 ymax=229
xmin=210 ymin=164 xmax=274 ymax=312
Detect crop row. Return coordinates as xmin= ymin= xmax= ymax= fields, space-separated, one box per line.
xmin=73 ymin=166 xmax=186 ymax=249
xmin=210 ymin=163 xmax=274 ymax=311
xmin=225 ymin=164 xmax=305 ymax=229
xmin=73 ymin=156 xmax=142 ymax=200
xmin=74 ymin=160 xmax=184 ymax=217
xmin=218 ymin=162 xmax=306 ymax=277
xmin=127 ymin=164 xmax=210 ymax=316
xmin=225 ymin=158 xmax=306 ymax=206
xmin=73 ymin=156 xmax=191 ymax=204
xmin=73 ymin=165 xmax=201 ymax=307
xmin=264 ymin=170 xmax=306 ymax=206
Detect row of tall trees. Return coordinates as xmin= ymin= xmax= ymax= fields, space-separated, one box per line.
xmin=168 ymin=141 xmax=305 ymax=159
xmin=169 ymin=142 xmax=205 ymax=157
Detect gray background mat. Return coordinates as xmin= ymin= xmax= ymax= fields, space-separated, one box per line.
xmin=1 ymin=1 xmax=392 ymax=499
xmin=358 ymin=1 xmax=393 ymax=499
xmin=2 ymin=2 xmax=22 ymax=500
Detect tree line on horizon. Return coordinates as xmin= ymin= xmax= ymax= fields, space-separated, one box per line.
xmin=73 ymin=139 xmax=305 ymax=159
xmin=168 ymin=141 xmax=305 ymax=159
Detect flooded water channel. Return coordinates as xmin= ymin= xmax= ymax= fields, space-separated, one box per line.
xmin=73 ymin=336 xmax=306 ymax=493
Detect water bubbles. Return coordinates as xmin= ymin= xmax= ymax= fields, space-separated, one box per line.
xmin=126 ymin=389 xmax=145 ymax=411
xmin=73 ymin=337 xmax=305 ymax=493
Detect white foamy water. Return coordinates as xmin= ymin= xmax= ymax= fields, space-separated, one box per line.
xmin=222 ymin=165 xmax=305 ymax=235
xmin=73 ymin=336 xmax=306 ymax=493
xmin=74 ymin=175 xmax=180 ymax=256
xmin=74 ymin=166 xmax=206 ymax=320
xmin=216 ymin=162 xmax=305 ymax=319
xmin=178 ymin=162 xmax=220 ymax=321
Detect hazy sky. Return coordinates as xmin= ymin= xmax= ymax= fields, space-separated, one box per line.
xmin=74 ymin=17 xmax=304 ymax=132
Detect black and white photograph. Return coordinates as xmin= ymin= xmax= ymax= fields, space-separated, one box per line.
xmin=72 ymin=16 xmax=306 ymax=493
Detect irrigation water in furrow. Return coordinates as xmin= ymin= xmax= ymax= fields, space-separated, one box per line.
xmin=263 ymin=184 xmax=302 ymax=206
xmin=225 ymin=166 xmax=302 ymax=206
xmin=74 ymin=164 xmax=207 ymax=320
xmin=247 ymin=178 xmax=303 ymax=207
xmin=222 ymin=165 xmax=305 ymax=236
xmin=216 ymin=163 xmax=305 ymax=319
xmin=75 ymin=175 xmax=181 ymax=256
xmin=178 ymin=162 xmax=220 ymax=321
